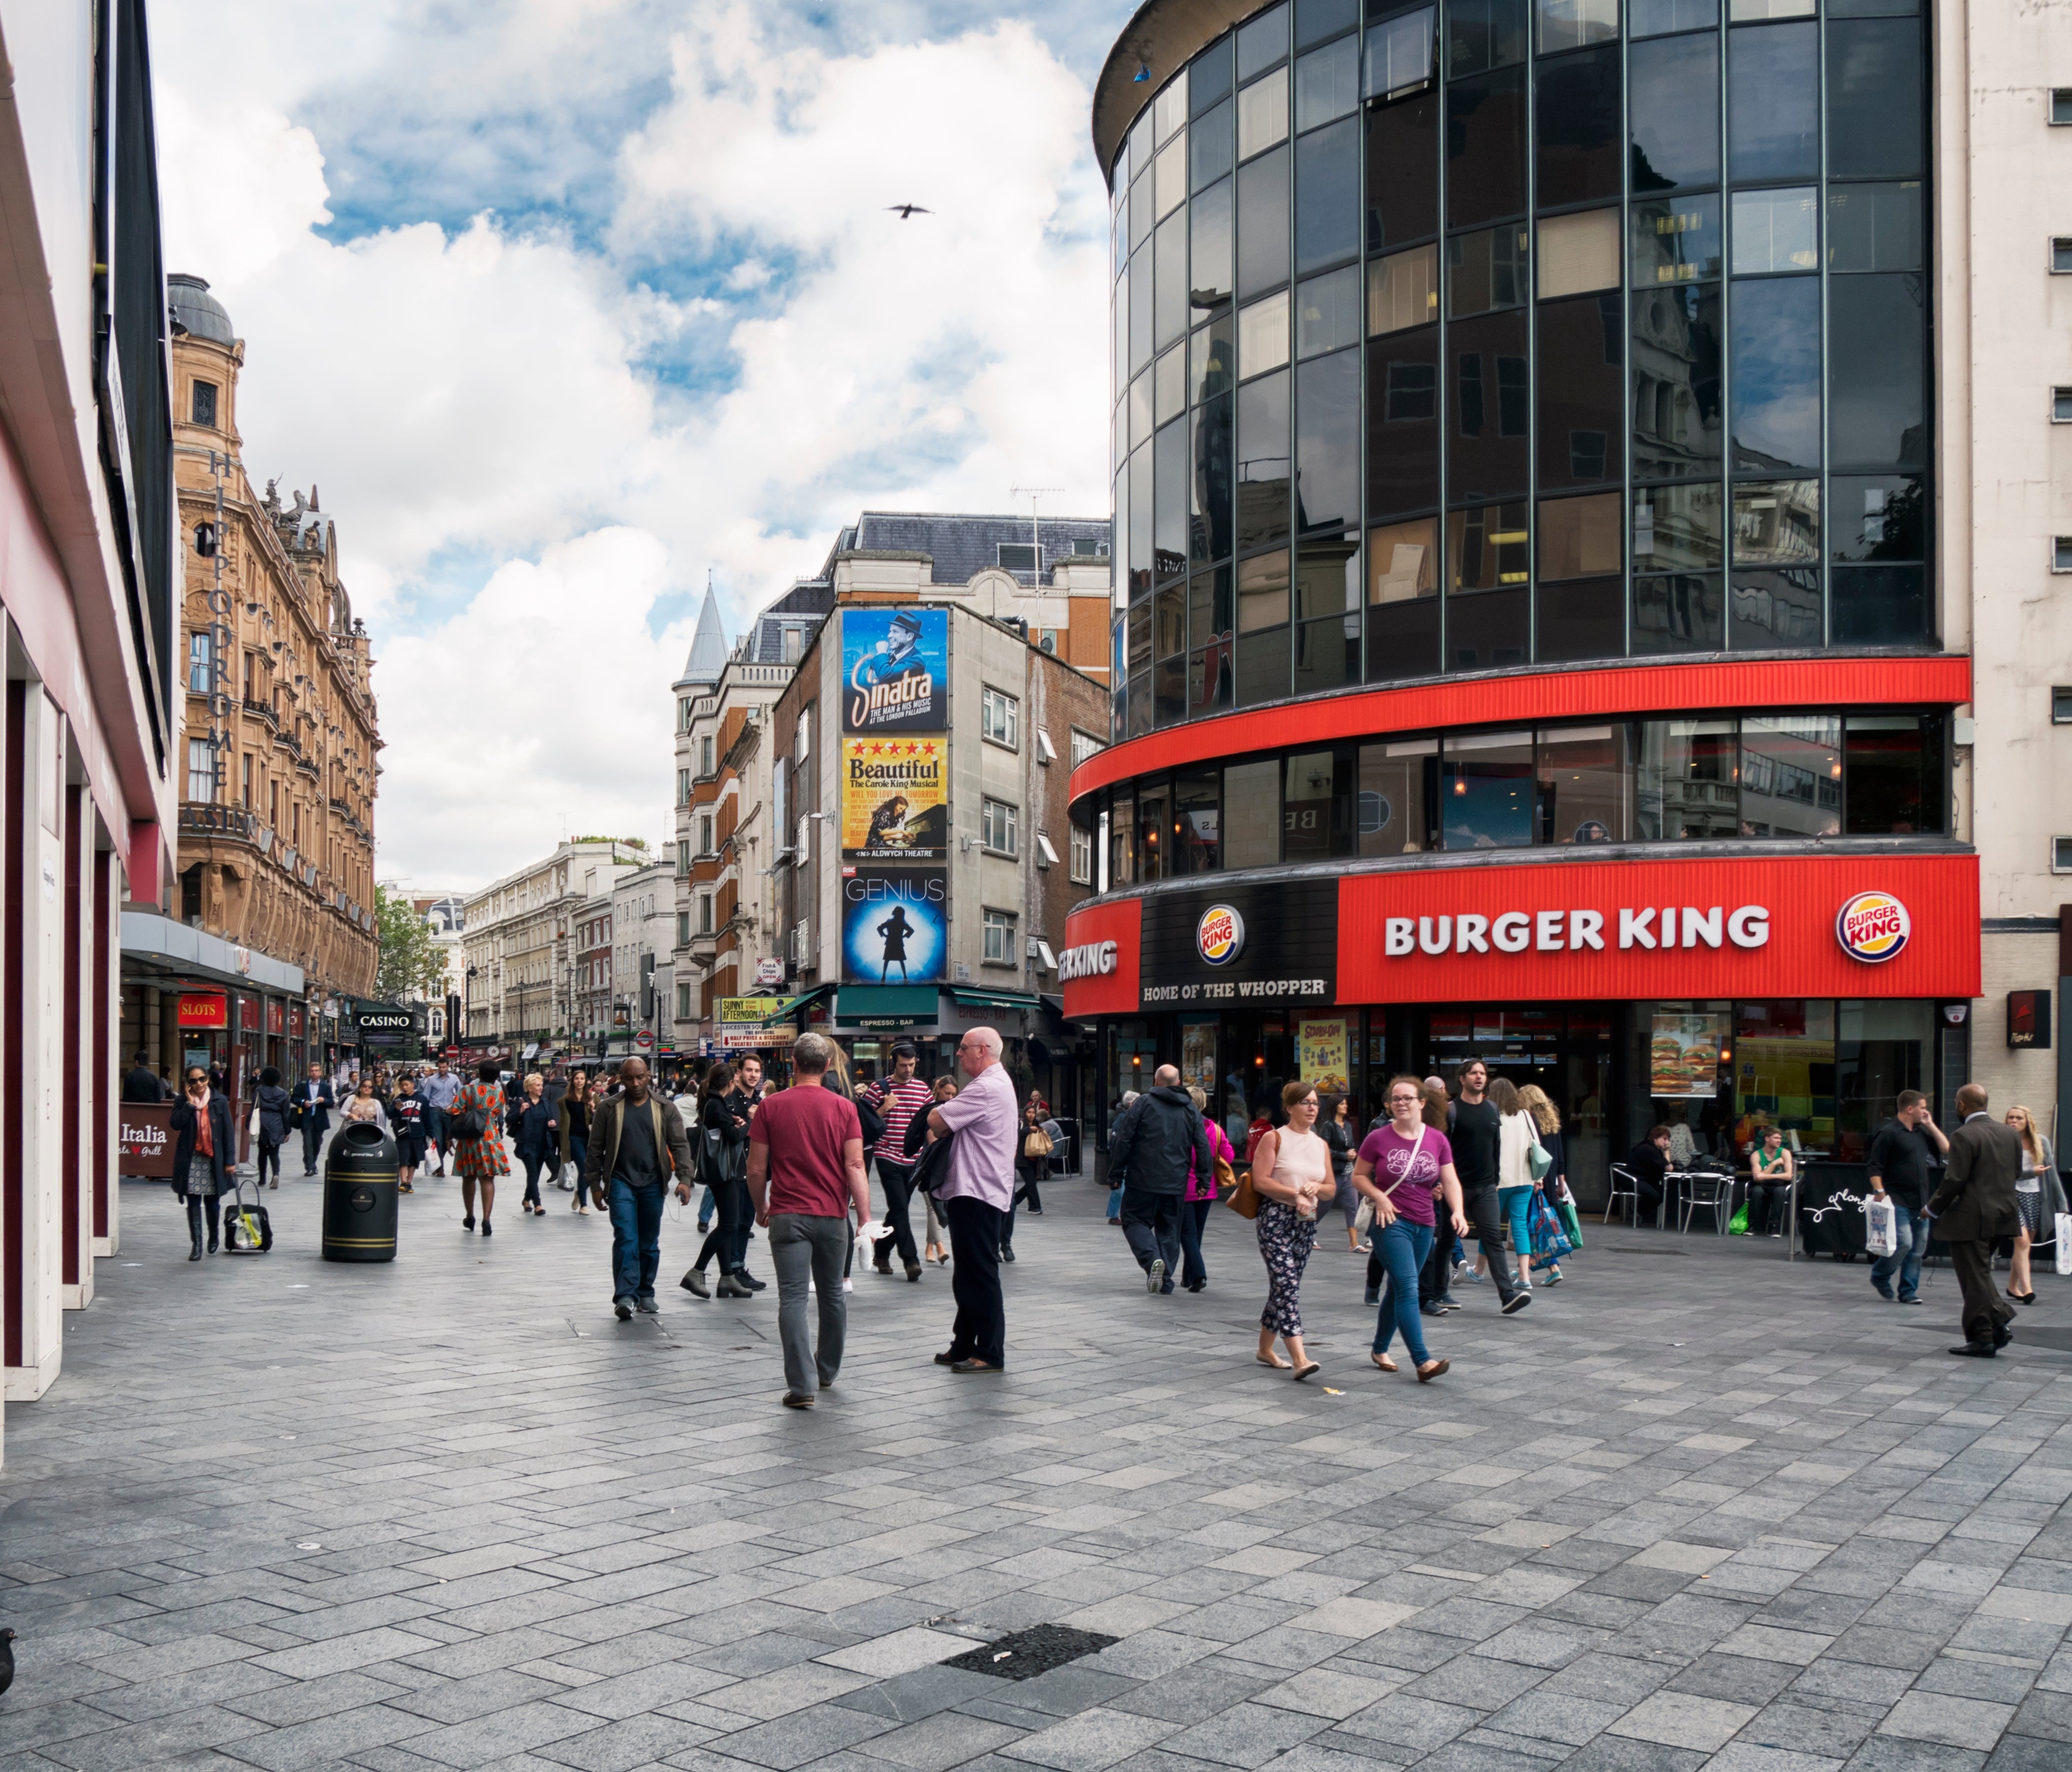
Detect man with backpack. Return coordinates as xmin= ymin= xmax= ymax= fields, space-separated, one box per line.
xmin=857 ymin=1043 xmax=931 ymax=1281
xmin=1107 ymin=1066 xmax=1213 ymax=1295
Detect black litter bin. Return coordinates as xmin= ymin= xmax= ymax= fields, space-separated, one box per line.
xmin=323 ymin=1122 xmax=400 ymax=1262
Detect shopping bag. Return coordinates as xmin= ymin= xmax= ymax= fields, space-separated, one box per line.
xmin=1555 ymin=1197 xmax=1584 ymax=1251
xmin=1527 ymin=1190 xmax=1573 ymax=1268
xmin=1864 ymin=1196 xmax=1897 ymax=1257
xmin=1727 ymin=1203 xmax=1749 ymax=1236
xmin=2056 ymin=1212 xmax=2072 ymax=1276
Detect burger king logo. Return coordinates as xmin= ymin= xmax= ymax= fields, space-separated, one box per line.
xmin=1835 ymin=891 xmax=1910 ymax=964
xmin=1197 ymin=903 xmax=1246 ymax=966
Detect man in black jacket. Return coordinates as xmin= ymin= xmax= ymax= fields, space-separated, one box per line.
xmin=122 ymin=1051 xmax=165 ymax=1103
xmin=288 ymin=1064 xmax=335 ymax=1176
xmin=1107 ymin=1066 xmax=1212 ymax=1295
xmin=1927 ymin=1083 xmax=2023 ymax=1356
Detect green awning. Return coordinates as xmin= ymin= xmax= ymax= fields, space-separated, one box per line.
xmin=761 ymin=983 xmax=835 ymax=1025
xmin=837 ymin=985 xmax=938 ymax=1023
xmin=947 ymin=986 xmax=1041 ymax=1014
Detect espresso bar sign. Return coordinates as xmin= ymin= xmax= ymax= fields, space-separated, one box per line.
xmin=1140 ymin=881 xmax=1337 ymax=1006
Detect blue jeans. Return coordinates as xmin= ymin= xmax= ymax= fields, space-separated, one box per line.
xmin=569 ymin=1135 xmax=588 ymax=1190
xmin=1870 ymin=1199 xmax=1927 ymax=1300
xmin=1372 ymin=1219 xmax=1434 ymax=1365
xmin=608 ymin=1177 xmax=666 ymax=1302
xmin=1498 ymin=1186 xmax=1535 ymax=1277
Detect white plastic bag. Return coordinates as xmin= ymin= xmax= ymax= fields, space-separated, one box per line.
xmin=1864 ymin=1195 xmax=1897 ymax=1257
xmin=2056 ymin=1211 xmax=2072 ymax=1277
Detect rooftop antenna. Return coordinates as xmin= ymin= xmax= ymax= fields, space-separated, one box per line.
xmin=1008 ymin=484 xmax=1063 ymax=607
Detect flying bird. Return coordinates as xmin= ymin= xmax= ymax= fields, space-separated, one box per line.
xmin=886 ymin=204 xmax=933 ymax=220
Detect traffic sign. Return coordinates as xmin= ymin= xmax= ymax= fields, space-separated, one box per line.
xmin=442 ymin=1046 xmax=460 ymax=1058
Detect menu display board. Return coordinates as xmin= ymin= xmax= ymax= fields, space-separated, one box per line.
xmin=1649 ymin=1012 xmax=1726 ymax=1099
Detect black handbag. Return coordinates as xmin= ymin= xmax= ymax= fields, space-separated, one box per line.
xmin=913 ymin=1128 xmax=956 ymax=1195
xmin=452 ymin=1087 xmax=491 ymax=1141
xmin=856 ymin=1092 xmax=886 ymax=1148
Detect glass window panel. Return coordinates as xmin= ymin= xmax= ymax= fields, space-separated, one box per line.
xmin=1131 ymin=105 xmax=1155 ymax=168
xmin=1368 ymin=325 xmax=1441 ymax=517
xmin=1536 ymin=576 xmax=1625 ymax=661
xmin=1446 ymin=67 xmax=1528 ymax=229
xmin=1828 ymin=19 xmax=1923 ymax=179
xmin=1536 ymin=292 xmax=1623 ymax=489
xmin=1740 ymin=715 xmax=1841 ymax=838
xmin=1296 ymin=33 xmax=1361 ymax=129
xmin=1155 ymin=209 xmax=1189 ymax=348
xmin=1832 ymin=566 xmax=1931 ymax=646
xmin=1191 ymin=97 xmax=1235 ymax=192
xmin=1237 ymin=623 xmax=1292 ymax=704
xmin=1366 ymin=6 xmax=1438 ymax=96
xmin=1130 ymin=243 xmax=1153 ymax=369
xmin=1369 ymin=243 xmax=1440 ymax=332
xmin=1632 ymin=196 xmax=1722 ymax=284
xmin=1296 ymin=347 xmax=1360 ymax=530
xmin=1154 ymin=585 xmax=1187 ymax=657
xmin=1239 ymin=1 xmax=1292 ymax=81
xmin=1129 ymin=444 xmax=1153 ymax=587
xmin=1538 ymin=207 xmax=1619 ymax=297
xmin=1368 ymin=516 xmax=1439 ymax=603
xmin=1114 ymin=204 xmax=1128 ymax=281
xmin=1239 ymin=290 xmax=1292 ymax=379
xmin=1367 ymin=575 xmax=1443 ymax=677
xmin=1829 ymin=274 xmax=1925 ymax=470
xmin=1112 ymin=137 xmax=1130 ymax=198
xmin=1827 ymin=181 xmax=1922 ymax=271
xmin=1732 ymin=479 xmax=1819 ymax=565
xmin=1128 ymin=670 xmax=1152 ymax=736
xmin=1223 ymin=758 xmax=1282 ymax=863
xmin=1297 ymin=528 xmax=1362 ymax=618
xmin=1114 ymin=464 xmax=1130 ymax=607
xmin=1297 ymin=265 xmax=1361 ymax=356
xmin=1443 ymin=731 xmax=1536 ymax=848
xmin=1633 ymin=482 xmax=1723 ymax=569
xmin=1285 ymin=749 xmax=1353 ymax=858
xmin=1295 ymin=114 xmax=1361 ymax=272
xmin=1728 ymin=566 xmax=1822 ymax=649
xmin=1130 ymin=168 xmax=1153 ymax=253
xmin=1635 ymin=718 xmax=1737 ymax=839
xmin=1731 ymin=187 xmax=1818 ymax=274
xmin=1237 ymin=145 xmax=1291 ymax=297
xmin=1731 ymin=0 xmax=1814 ymax=15
xmin=1630 ymin=0 xmax=1718 ymax=37
xmin=1845 ymin=715 xmax=1939 ymax=835
xmin=1298 ymin=0 xmax=1361 ymax=48
xmin=1729 ymin=275 xmax=1820 ymax=471
xmin=1153 ymin=657 xmax=1188 ymax=728
xmin=1192 ymin=311 xmax=1236 ymax=404
xmin=1155 ymin=343 xmax=1187 ymax=426
xmin=1447 ymin=223 xmax=1530 ymax=316
xmin=1630 ymin=34 xmax=1720 ymax=194
xmin=1190 ymin=638 xmax=1232 ymax=715
xmin=1366 ymin=86 xmax=1439 ymax=249
xmin=1450 ymin=310 xmax=1530 ymax=501
xmin=1155 ymin=132 xmax=1189 ymax=217
xmin=1109 ymin=793 xmax=1136 ymax=881
xmin=1174 ymin=765 xmax=1222 ymax=872
xmin=1294 ymin=605 xmax=1365 ymax=697
xmin=1538 ymin=723 xmax=1632 ymax=840
xmin=1238 ymin=368 xmax=1291 ymax=548
xmin=1535 ymin=44 xmax=1621 ymax=209
xmin=1190 ymin=176 xmax=1235 ymax=315
xmin=1831 ymin=0 xmax=1919 ymax=14
xmin=1632 ymin=572 xmax=1723 ymax=652
xmin=1449 ymin=0 xmax=1528 ymax=76
xmin=1449 ymin=584 xmax=1530 ymax=669
xmin=1238 ymin=548 xmax=1292 ymax=630
xmin=1359 ymin=739 xmax=1436 ymax=853
xmin=1538 ymin=0 xmax=1620 ymax=53
xmin=1539 ymin=492 xmax=1622 ymax=579
xmin=1631 ymin=282 xmax=1722 ymax=478
xmin=1449 ymin=500 xmax=1531 ymax=589
xmin=1114 ymin=392 xmax=1128 ymax=470
xmin=1192 ymin=34 xmax=1236 ymax=114
xmin=1238 ymin=69 xmax=1291 ymax=159
xmin=1128 ymin=596 xmax=1153 ymax=672
xmin=1155 ymin=72 xmax=1189 ymax=144
xmin=1129 ymin=370 xmax=1153 ymax=451
xmin=1115 ymin=260 xmax=1129 ymax=379
xmin=1729 ymin=22 xmax=1818 ymax=183
xmin=1155 ymin=417 xmax=1190 ymax=577
xmin=1829 ymin=474 xmax=1924 ymax=561
xmin=1194 ymin=390 xmax=1235 ymax=563
xmin=1190 ymin=561 xmax=1235 ymax=640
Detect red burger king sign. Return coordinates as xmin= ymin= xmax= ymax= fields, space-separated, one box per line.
xmin=1835 ymin=890 xmax=1910 ymax=964
xmin=1196 ymin=903 xmax=1245 ymax=966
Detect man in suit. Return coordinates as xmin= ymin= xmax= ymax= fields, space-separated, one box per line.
xmin=289 ymin=1063 xmax=336 ymax=1176
xmin=1924 ymin=1082 xmax=2023 ymax=1356
xmin=121 ymin=1050 xmax=165 ymax=1103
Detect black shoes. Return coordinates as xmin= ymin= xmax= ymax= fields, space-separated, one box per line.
xmin=782 ymin=1391 xmax=815 ymax=1408
xmin=1994 ymin=1323 xmax=2013 ymax=1349
xmin=933 ymin=1349 xmax=959 ymax=1365
xmin=681 ymin=1269 xmax=710 ymax=1298
xmin=1184 ymin=1278 xmax=1206 ymax=1293
xmin=1949 ymin=1340 xmax=1996 ymax=1357
xmin=741 ymin=1270 xmax=767 ymax=1291
xmin=949 ymin=1359 xmax=1001 ymax=1374
xmin=1001 ymin=1245 xmax=1017 ymax=1263
xmin=905 ymin=1264 xmax=923 ymax=1281
xmin=614 ymin=1298 xmax=634 ymax=1321
xmin=1501 ymin=1292 xmax=1531 ymax=1315
xmin=206 ymin=1229 xmax=218 ymax=1254
xmin=462 ymin=1216 xmax=474 ymax=1230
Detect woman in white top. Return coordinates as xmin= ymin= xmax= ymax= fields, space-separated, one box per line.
xmin=2004 ymin=1104 xmax=2065 ymax=1304
xmin=1489 ymin=1077 xmax=1543 ymax=1291
xmin=1251 ymin=1079 xmax=1334 ymax=1381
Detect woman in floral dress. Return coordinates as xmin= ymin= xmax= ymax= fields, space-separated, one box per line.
xmin=454 ymin=1059 xmax=509 ymax=1236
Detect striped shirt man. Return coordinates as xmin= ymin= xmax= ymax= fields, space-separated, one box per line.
xmin=863 ymin=1072 xmax=935 ymax=1168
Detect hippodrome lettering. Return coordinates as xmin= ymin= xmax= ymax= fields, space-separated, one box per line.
xmin=1382 ymin=905 xmax=1770 ymax=957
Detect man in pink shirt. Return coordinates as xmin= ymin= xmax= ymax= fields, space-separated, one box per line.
xmin=926 ymin=1026 xmax=1018 ymax=1373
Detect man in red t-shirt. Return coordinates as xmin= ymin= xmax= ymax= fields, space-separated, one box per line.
xmin=748 ymin=1033 xmax=870 ymax=1409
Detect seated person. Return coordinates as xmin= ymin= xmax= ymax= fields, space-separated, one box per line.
xmin=1623 ymin=1126 xmax=1672 ymax=1220
xmin=1746 ymin=1125 xmax=1795 ymax=1237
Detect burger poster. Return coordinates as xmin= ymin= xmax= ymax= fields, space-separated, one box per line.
xmin=1649 ymin=1012 xmax=1726 ymax=1100
xmin=842 ymin=737 xmax=948 ymax=861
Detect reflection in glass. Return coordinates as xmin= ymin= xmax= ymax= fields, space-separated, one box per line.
xmin=1447 ymin=67 xmax=1528 ymax=229
xmin=1732 ymin=480 xmax=1819 ymax=565
xmin=1635 ymin=718 xmax=1736 ymax=839
xmin=1630 ymin=0 xmax=1717 ymax=31
xmin=1731 ymin=0 xmax=1814 ymax=16
xmin=1155 ymin=585 xmax=1186 ymax=658
xmin=1191 ymin=33 xmax=1235 ymax=114
xmin=1844 ymin=715 xmax=1940 ymax=835
xmin=1367 ymin=327 xmax=1441 ymax=517
xmin=1450 ymin=502 xmax=1531 ymax=589
xmin=1155 ymin=344 xmax=1186 ymax=426
xmin=1447 ymin=224 xmax=1530 ymax=316
xmin=1155 ymin=418 xmax=1189 ymax=580
xmin=1239 ymin=292 xmax=1291 ymax=381
xmin=1729 ymin=275 xmax=1820 ymax=470
xmin=1129 ymin=371 xmax=1153 ymax=451
xmin=1740 ymin=715 xmax=1840 ymax=838
xmin=1191 ymin=314 xmax=1235 ymax=405
xmin=1449 ymin=0 xmax=1527 ymax=76
xmin=1113 ymin=392 xmax=1128 ymax=470
xmin=1630 ymin=35 xmax=1720 ymax=193
xmin=1238 ymin=0 xmax=1291 ymax=81
xmin=1368 ymin=517 xmax=1439 ymax=603
xmin=1535 ymin=44 xmax=1621 ymax=208
xmin=1129 ymin=443 xmax=1152 ymax=583
xmin=1190 ymin=561 xmax=1235 ymax=642
xmin=1631 ymin=282 xmax=1721 ymax=479
xmin=1297 ymin=529 xmax=1361 ymax=618
xmin=1367 ymin=538 xmax=1443 ymax=679
xmin=1295 ymin=34 xmax=1360 ymax=129
xmin=1237 ymin=623 xmax=1292 ymax=704
xmin=1366 ymin=6 xmax=1437 ymax=97
xmin=1366 ymin=87 xmax=1439 ymax=250
xmin=1238 ymin=549 xmax=1291 ymax=631
xmin=1238 ymin=68 xmax=1291 ymax=159
xmin=1632 ymin=197 xmax=1722 ymax=284
xmin=1109 ymin=794 xmax=1136 ymax=881
xmin=1729 ymin=22 xmax=1818 ymax=183
xmin=1222 ymin=758 xmax=1280 ymax=861
xmin=1538 ymin=0 xmax=1621 ymax=54
xmin=1832 ymin=567 xmax=1929 ymax=645
xmin=1237 ymin=146 xmax=1291 ymax=298
xmin=1729 ymin=567 xmax=1823 ymax=649
xmin=1128 ymin=596 xmax=1152 ymax=671
xmin=1450 ymin=310 xmax=1530 ymax=502
xmin=1130 ymin=243 xmax=1153 ymax=370
xmin=1174 ymin=765 xmax=1222 ymax=872
xmin=1130 ymin=168 xmax=1152 ymax=253
xmin=1155 ymin=70 xmax=1189 ymax=143
xmin=1295 ymin=347 xmax=1360 ymax=530
xmin=1294 ymin=0 xmax=1359 ymax=51
xmin=1633 ymin=482 xmax=1722 ymax=570
xmin=1536 ymin=293 xmax=1623 ymax=489
xmin=1358 ymin=739 xmax=1436 ymax=854
xmin=1295 ymin=115 xmax=1360 ymax=272
xmin=1297 ymin=265 xmax=1361 ymax=356
xmin=1191 ymin=98 xmax=1235 ymax=193
xmin=1537 ymin=724 xmax=1632 ymax=841
xmin=1828 ymin=19 xmax=1923 ymax=179
xmin=1154 ymin=210 xmax=1189 ymax=349
xmin=1153 ymin=657 xmax=1187 ymax=729
xmin=1293 ymin=614 xmax=1361 ymax=696
xmin=1539 ymin=207 xmax=1619 ymax=297
xmin=1828 ymin=182 xmax=1922 ymax=271
xmin=1369 ymin=244 xmax=1440 ymax=333
xmin=1237 ymin=368 xmax=1291 ymax=550
xmin=1155 ymin=133 xmax=1188 ymax=219
xmin=1829 ymin=275 xmax=1925 ymax=468
xmin=1829 ymin=475 xmax=1924 ymax=561
xmin=1731 ymin=187 xmax=1818 ymax=274
xmin=1193 ymin=391 xmax=1234 ymax=563
xmin=1443 ymin=731 xmax=1535 ymax=849
xmin=1632 ymin=572 xmax=1723 ymax=652
xmin=1537 ymin=577 xmax=1625 ymax=661
xmin=1190 ymin=177 xmax=1235 ymax=314
xmin=1539 ymin=492 xmax=1622 ymax=579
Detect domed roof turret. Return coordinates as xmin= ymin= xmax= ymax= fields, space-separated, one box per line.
xmin=167 ymin=273 xmax=235 ymax=346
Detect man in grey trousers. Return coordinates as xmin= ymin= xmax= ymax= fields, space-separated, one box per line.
xmin=747 ymin=1033 xmax=872 ymax=1408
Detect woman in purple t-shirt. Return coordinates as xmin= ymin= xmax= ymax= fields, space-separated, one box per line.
xmin=1353 ymin=1075 xmax=1470 ymax=1382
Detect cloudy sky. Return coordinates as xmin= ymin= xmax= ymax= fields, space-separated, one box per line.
xmin=152 ymin=0 xmax=1123 ymax=892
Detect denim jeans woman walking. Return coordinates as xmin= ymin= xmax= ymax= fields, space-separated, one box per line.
xmin=1353 ymin=1075 xmax=1470 ymax=1383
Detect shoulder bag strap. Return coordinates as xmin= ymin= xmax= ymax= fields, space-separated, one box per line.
xmin=1377 ymin=1126 xmax=1427 ymax=1200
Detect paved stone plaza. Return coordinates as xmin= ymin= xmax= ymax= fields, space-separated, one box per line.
xmin=1 ymin=1165 xmax=2070 ymax=1772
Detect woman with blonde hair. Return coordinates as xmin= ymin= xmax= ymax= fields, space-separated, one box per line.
xmin=1518 ymin=1084 xmax=1569 ymax=1284
xmin=2004 ymin=1104 xmax=2065 ymax=1304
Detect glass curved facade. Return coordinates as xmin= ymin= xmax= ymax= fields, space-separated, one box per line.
xmin=1107 ymin=0 xmax=1931 ymax=742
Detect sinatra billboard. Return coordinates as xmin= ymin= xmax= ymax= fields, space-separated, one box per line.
xmin=842 ymin=607 xmax=948 ymax=734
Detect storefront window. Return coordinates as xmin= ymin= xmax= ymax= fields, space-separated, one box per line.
xmin=1358 ymin=738 xmax=1436 ymax=854
xmin=1734 ymin=999 xmax=1835 ymax=1156
xmin=1223 ymin=758 xmax=1281 ymax=865
xmin=1845 ymin=713 xmax=1942 ymax=835
xmin=1834 ymin=999 xmax=1930 ymax=1162
xmin=1536 ymin=723 xmax=1630 ymax=842
xmin=1110 ymin=793 xmax=1137 ymax=883
xmin=1636 ymin=717 xmax=1737 ymax=840
xmin=1138 ymin=781 xmax=1170 ymax=881
xmin=1442 ymin=730 xmax=1535 ymax=848
xmin=1284 ymin=748 xmax=1352 ymax=858
xmin=1739 ymin=714 xmax=1840 ymax=838
xmin=1175 ymin=767 xmax=1221 ymax=870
